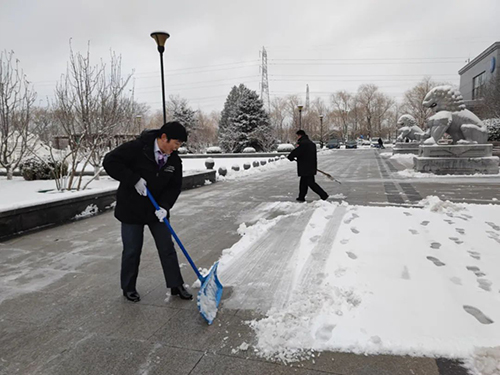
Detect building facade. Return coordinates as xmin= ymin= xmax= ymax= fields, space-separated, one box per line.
xmin=459 ymin=42 xmax=499 ymax=112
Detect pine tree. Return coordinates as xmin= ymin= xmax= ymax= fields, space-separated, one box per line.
xmin=218 ymin=85 xmax=242 ymax=152
xmin=219 ymin=84 xmax=273 ymax=152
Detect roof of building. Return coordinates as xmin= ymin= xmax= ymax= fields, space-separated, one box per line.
xmin=458 ymin=41 xmax=500 ymax=75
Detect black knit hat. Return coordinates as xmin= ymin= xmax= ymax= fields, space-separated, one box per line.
xmin=159 ymin=121 xmax=187 ymax=142
xmin=296 ymin=130 xmax=306 ymax=136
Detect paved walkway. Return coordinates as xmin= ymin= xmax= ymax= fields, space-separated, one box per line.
xmin=2 ymin=149 xmax=496 ymax=374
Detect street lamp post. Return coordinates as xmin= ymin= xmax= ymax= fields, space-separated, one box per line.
xmin=150 ymin=31 xmax=170 ymax=125
xmin=319 ymin=114 xmax=324 ymax=148
xmin=297 ymin=105 xmax=303 ymax=129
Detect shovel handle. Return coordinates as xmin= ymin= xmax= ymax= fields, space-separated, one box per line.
xmin=146 ymin=189 xmax=204 ymax=281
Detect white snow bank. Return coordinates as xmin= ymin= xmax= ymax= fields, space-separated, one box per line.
xmin=217 ymin=198 xmax=500 ymax=367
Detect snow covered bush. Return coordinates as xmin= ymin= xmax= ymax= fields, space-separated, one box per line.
xmin=178 ymin=147 xmax=189 ymax=154
xmin=19 ymin=157 xmax=68 ymax=181
xmin=206 ymin=146 xmax=222 ymax=154
xmin=277 ymin=143 xmax=295 ymax=152
xmin=242 ymin=147 xmax=256 ymax=153
xmin=484 ymin=119 xmax=500 ymax=141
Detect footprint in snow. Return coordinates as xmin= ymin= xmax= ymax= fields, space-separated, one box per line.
xmin=343 ymin=213 xmax=359 ymax=224
xmin=340 ymin=239 xmax=349 ymax=245
xmin=444 ymin=219 xmax=455 ymax=225
xmin=427 ymin=256 xmax=445 ymax=267
xmin=486 ymin=231 xmax=500 ymax=244
xmin=468 ymin=251 xmax=481 ymax=260
xmin=310 ymin=235 xmax=321 ymax=243
xmin=486 ymin=222 xmax=500 ymax=231
xmin=403 ymin=212 xmax=412 ymax=216
xmin=315 ymin=324 xmax=336 ymax=342
xmin=346 ymin=251 xmax=357 ymax=260
xmin=455 ymin=228 xmax=465 ymax=235
xmin=420 ymin=221 xmax=430 ymax=226
xmin=449 ymin=237 xmax=463 ymax=245
xmin=409 ymin=229 xmax=419 ymax=235
xmin=478 ymin=279 xmax=492 ymax=292
xmin=466 ymin=266 xmax=486 ymax=277
xmin=350 ymin=227 xmax=360 ymax=234
xmin=450 ymin=277 xmax=462 ymax=285
xmin=463 ymin=305 xmax=494 ymax=324
xmin=430 ymin=242 xmax=441 ymax=249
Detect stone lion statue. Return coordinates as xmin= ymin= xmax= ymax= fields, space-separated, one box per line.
xmin=422 ymin=85 xmax=488 ymax=145
xmin=396 ymin=114 xmax=427 ymax=142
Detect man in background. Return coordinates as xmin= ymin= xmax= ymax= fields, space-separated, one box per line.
xmin=287 ymin=130 xmax=329 ymax=202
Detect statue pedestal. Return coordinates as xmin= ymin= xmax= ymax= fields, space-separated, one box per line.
xmin=413 ymin=144 xmax=499 ymax=175
xmin=393 ymin=142 xmax=420 ymax=155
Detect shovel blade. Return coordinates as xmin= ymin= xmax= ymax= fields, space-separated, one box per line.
xmin=197 ymin=262 xmax=223 ymax=324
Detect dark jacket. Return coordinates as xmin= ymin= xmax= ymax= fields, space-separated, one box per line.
xmin=287 ymin=135 xmax=317 ymax=176
xmin=103 ymin=130 xmax=183 ymax=224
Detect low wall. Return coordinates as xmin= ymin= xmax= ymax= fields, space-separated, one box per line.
xmin=180 ymin=152 xmax=289 ymax=159
xmin=0 ymin=170 xmax=215 ymax=240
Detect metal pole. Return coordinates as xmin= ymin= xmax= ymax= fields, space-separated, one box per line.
xmin=159 ymin=51 xmax=166 ymax=124
xmin=299 ymin=108 xmax=302 ymax=129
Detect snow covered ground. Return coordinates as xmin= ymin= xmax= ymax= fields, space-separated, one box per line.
xmin=216 ymin=197 xmax=500 ymax=374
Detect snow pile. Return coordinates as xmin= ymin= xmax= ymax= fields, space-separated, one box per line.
xmin=216 ymin=197 xmax=500 ymax=366
xmin=74 ymin=204 xmax=99 ymax=219
xmin=419 ymin=195 xmax=465 ymax=213
xmin=465 ymin=347 xmax=500 ymax=375
xmin=249 ymin=286 xmax=361 ymax=364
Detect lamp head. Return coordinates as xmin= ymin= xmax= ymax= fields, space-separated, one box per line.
xmin=150 ymin=31 xmax=170 ymax=53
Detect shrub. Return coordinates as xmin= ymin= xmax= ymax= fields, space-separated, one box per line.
xmin=19 ymin=158 xmax=68 ymax=181
xmin=178 ymin=147 xmax=189 ymax=154
xmin=277 ymin=143 xmax=295 ymax=152
xmin=242 ymin=147 xmax=256 ymax=153
xmin=485 ymin=119 xmax=500 ymax=141
xmin=206 ymin=146 xmax=222 ymax=154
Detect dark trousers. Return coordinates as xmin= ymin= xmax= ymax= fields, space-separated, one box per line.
xmin=299 ymin=175 xmax=328 ymax=200
xmin=121 ymin=222 xmax=184 ymax=292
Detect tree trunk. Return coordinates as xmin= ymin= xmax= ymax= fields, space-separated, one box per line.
xmin=6 ymin=167 xmax=13 ymax=180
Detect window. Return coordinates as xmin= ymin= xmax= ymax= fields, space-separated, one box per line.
xmin=472 ymin=71 xmax=486 ymax=99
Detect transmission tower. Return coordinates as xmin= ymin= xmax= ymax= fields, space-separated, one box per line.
xmin=305 ymin=84 xmax=310 ymax=109
xmin=260 ymin=47 xmax=270 ymax=112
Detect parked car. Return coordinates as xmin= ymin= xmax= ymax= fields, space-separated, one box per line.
xmin=345 ymin=140 xmax=357 ymax=149
xmin=326 ymin=139 xmax=340 ymax=149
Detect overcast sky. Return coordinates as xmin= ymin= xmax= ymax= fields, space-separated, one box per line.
xmin=1 ymin=0 xmax=499 ymax=115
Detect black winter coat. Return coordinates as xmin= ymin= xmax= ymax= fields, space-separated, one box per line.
xmin=287 ymin=135 xmax=317 ymax=176
xmin=103 ymin=130 xmax=183 ymax=225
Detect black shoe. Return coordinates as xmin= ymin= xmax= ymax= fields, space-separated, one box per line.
xmin=171 ymin=285 xmax=193 ymax=300
xmin=296 ymin=198 xmax=306 ymax=202
xmin=123 ymin=290 xmax=140 ymax=302
xmin=321 ymin=195 xmax=329 ymax=201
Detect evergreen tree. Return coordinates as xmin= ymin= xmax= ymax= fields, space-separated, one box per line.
xmin=219 ymin=84 xmax=273 ymax=152
xmin=218 ymin=85 xmax=242 ymax=152
xmin=167 ymin=95 xmax=198 ymax=147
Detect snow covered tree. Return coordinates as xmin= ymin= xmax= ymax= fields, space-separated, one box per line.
xmin=218 ymin=85 xmax=243 ymax=152
xmin=231 ymin=86 xmax=273 ymax=152
xmin=166 ymin=95 xmax=198 ymax=147
xmin=0 ymin=50 xmax=36 ymax=179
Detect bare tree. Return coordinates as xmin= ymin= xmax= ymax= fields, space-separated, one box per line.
xmin=0 ymin=50 xmax=36 ymax=179
xmin=330 ymin=91 xmax=354 ymax=141
xmin=479 ymin=74 xmax=500 ymax=119
xmin=355 ymin=84 xmax=393 ymax=139
xmin=195 ymin=110 xmax=219 ymax=151
xmin=53 ymin=42 xmax=134 ymax=189
xmin=269 ymin=97 xmax=288 ymax=142
xmin=400 ymin=77 xmax=445 ymax=129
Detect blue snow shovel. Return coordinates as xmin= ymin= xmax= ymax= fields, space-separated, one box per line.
xmin=146 ymin=189 xmax=223 ymax=325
